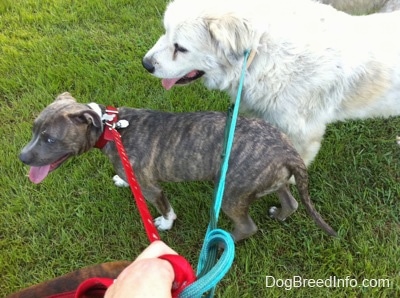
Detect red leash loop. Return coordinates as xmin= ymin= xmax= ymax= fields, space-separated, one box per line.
xmin=159 ymin=254 xmax=197 ymax=297
xmin=101 ymin=107 xmax=196 ymax=296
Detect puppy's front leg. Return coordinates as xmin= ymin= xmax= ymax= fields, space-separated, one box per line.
xmin=112 ymin=176 xmax=177 ymax=230
xmin=154 ymin=207 xmax=177 ymax=231
xmin=142 ymin=185 xmax=177 ymax=231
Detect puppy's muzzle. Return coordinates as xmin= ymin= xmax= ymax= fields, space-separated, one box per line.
xmin=19 ymin=147 xmax=34 ymax=165
xmin=142 ymin=58 xmax=155 ymax=73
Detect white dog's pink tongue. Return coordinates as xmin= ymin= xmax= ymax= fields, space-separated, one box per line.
xmin=162 ymin=78 xmax=180 ymax=90
xmin=29 ymin=165 xmax=51 ymax=184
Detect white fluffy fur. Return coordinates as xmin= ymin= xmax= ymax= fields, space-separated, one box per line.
xmin=143 ymin=0 xmax=400 ymax=166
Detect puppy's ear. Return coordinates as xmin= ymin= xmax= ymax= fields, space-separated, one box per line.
xmin=69 ymin=110 xmax=102 ymax=128
xmin=206 ymin=14 xmax=253 ymax=61
xmin=56 ymin=92 xmax=76 ymax=102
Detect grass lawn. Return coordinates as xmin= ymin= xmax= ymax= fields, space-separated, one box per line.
xmin=1 ymin=0 xmax=399 ymax=297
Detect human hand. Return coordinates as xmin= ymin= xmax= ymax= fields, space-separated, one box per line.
xmin=105 ymin=241 xmax=177 ymax=298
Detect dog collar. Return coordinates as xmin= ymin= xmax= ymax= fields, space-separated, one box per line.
xmin=89 ymin=104 xmax=129 ymax=149
xmin=246 ymin=49 xmax=256 ymax=69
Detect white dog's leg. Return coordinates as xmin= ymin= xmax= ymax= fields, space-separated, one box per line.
xmin=288 ymin=125 xmax=326 ymax=167
xmin=154 ymin=208 xmax=177 ymax=230
xmin=112 ymin=175 xmax=129 ymax=187
xmin=300 ymin=140 xmax=323 ymax=167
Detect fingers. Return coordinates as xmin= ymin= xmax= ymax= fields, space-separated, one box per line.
xmin=104 ymin=241 xmax=177 ymax=298
xmin=135 ymin=241 xmax=178 ymax=261
xmin=105 ymin=258 xmax=174 ymax=298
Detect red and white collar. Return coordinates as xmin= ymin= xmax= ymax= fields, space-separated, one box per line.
xmin=87 ymin=103 xmax=128 ymax=149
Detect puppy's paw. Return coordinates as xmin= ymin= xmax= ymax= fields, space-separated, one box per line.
xmin=269 ymin=206 xmax=286 ymax=221
xmin=154 ymin=209 xmax=177 ymax=231
xmin=396 ymin=136 xmax=400 ymax=146
xmin=154 ymin=216 xmax=175 ymax=230
xmin=112 ymin=175 xmax=129 ymax=187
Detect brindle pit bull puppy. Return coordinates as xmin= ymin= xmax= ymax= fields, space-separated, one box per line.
xmin=19 ymin=92 xmax=337 ymax=241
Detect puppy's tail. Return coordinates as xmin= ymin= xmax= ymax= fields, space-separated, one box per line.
xmin=292 ymin=160 xmax=337 ymax=237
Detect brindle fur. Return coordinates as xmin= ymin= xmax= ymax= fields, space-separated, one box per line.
xmin=20 ymin=92 xmax=337 ymax=241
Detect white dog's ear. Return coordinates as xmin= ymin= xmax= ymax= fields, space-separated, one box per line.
xmin=206 ymin=15 xmax=253 ymax=62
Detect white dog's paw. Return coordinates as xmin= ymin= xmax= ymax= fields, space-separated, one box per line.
xmin=112 ymin=175 xmax=129 ymax=187
xmin=269 ymin=206 xmax=286 ymax=221
xmin=396 ymin=136 xmax=400 ymax=146
xmin=154 ymin=209 xmax=177 ymax=231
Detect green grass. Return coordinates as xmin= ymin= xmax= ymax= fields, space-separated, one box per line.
xmin=1 ymin=1 xmax=399 ymax=297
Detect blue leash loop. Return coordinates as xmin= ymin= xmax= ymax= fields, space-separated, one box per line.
xmin=180 ymin=50 xmax=251 ymax=297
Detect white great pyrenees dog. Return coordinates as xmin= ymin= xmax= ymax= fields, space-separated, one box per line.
xmin=142 ymin=0 xmax=400 ymax=166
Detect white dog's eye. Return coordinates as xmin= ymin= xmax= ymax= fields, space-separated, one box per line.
xmin=174 ymin=43 xmax=187 ymax=53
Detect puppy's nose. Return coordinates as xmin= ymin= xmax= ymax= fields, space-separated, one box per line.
xmin=19 ymin=151 xmax=31 ymax=165
xmin=142 ymin=58 xmax=155 ymax=73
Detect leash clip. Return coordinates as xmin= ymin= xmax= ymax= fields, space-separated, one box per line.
xmin=104 ymin=119 xmax=129 ymax=130
xmin=116 ymin=119 xmax=129 ymax=129
xmin=102 ymin=113 xmax=116 ymax=123
xmin=102 ymin=108 xmax=129 ymax=129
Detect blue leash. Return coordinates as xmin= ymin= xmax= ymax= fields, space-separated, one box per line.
xmin=180 ymin=50 xmax=251 ymax=297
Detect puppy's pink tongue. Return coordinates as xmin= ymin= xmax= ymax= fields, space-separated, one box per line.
xmin=162 ymin=78 xmax=180 ymax=90
xmin=29 ymin=165 xmax=51 ymax=184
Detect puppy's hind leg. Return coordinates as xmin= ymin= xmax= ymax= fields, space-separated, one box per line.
xmin=269 ymin=186 xmax=299 ymax=221
xmin=222 ymin=194 xmax=258 ymax=242
xmin=142 ymin=184 xmax=177 ymax=231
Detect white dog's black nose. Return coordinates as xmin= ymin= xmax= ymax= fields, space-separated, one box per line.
xmin=142 ymin=58 xmax=155 ymax=73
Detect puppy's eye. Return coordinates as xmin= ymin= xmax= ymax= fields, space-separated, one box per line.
xmin=174 ymin=43 xmax=187 ymax=53
xmin=41 ymin=131 xmax=56 ymax=144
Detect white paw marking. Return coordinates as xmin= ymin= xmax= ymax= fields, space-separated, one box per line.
xmin=269 ymin=206 xmax=287 ymax=221
xmin=154 ymin=216 xmax=174 ymax=230
xmin=154 ymin=208 xmax=177 ymax=231
xmin=269 ymin=206 xmax=279 ymax=218
xmin=112 ymin=175 xmax=129 ymax=187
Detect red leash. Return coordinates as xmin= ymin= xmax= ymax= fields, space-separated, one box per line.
xmin=97 ymin=107 xmax=196 ymax=297
xmin=100 ymin=107 xmax=160 ymax=242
